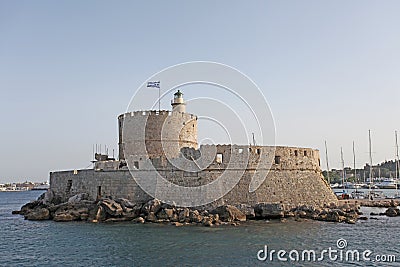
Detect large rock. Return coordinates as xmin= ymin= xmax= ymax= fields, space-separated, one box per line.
xmin=133 ymin=217 xmax=145 ymax=224
xmin=211 ymin=205 xmax=246 ymax=222
xmin=53 ymin=206 xmax=87 ymax=222
xmin=53 ymin=212 xmax=78 ymax=222
xmin=141 ymin=199 xmax=162 ymax=215
xmin=68 ymin=193 xmax=89 ymax=204
xmin=254 ymin=203 xmax=284 ymax=219
xmin=100 ymin=199 xmax=123 ymax=216
xmin=157 ymin=208 xmax=175 ymax=221
xmin=146 ymin=212 xmax=157 ymax=222
xmin=115 ymin=198 xmax=138 ymax=211
xmin=385 ymin=207 xmax=399 ymax=217
xmin=94 ymin=206 xmax=107 ymax=222
xmin=178 ymin=208 xmax=190 ymax=223
xmin=189 ymin=210 xmax=203 ymax=223
xmin=202 ymin=216 xmax=213 ymax=227
xmin=19 ymin=200 xmax=41 ymax=215
xmin=235 ymin=204 xmax=255 ymax=219
xmin=24 ymin=208 xmax=50 ymax=220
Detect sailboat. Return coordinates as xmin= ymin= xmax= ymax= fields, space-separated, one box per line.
xmin=351 ymin=141 xmax=366 ymax=199
xmin=338 ymin=147 xmax=350 ymax=199
xmin=366 ymin=130 xmax=387 ymax=200
xmin=392 ymin=131 xmax=400 ymax=198
xmin=325 ymin=141 xmax=337 ymax=188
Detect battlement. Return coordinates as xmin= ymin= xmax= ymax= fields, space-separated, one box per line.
xmin=118 ymin=110 xmax=197 ymax=120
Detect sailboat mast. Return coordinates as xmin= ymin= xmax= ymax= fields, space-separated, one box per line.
xmin=395 ymin=131 xmax=399 ymax=192
xmin=353 ymin=141 xmax=358 ymax=192
xmin=341 ymin=147 xmax=345 ymax=190
xmin=325 ymin=141 xmax=330 ymax=185
xmin=369 ymin=130 xmax=373 ymax=186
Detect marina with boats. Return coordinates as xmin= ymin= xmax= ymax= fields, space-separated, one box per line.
xmin=0 ymin=182 xmax=49 ymax=192
xmin=326 ymin=130 xmax=400 ymax=200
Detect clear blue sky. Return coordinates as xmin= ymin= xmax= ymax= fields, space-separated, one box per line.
xmin=1 ymin=1 xmax=400 ymax=183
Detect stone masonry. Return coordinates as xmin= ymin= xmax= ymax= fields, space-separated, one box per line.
xmin=49 ymin=91 xmax=338 ymax=209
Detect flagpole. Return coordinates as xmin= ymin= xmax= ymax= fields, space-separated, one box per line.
xmin=147 ymin=81 xmax=161 ymax=111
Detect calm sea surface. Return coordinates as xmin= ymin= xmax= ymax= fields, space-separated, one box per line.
xmin=0 ymin=191 xmax=399 ymax=266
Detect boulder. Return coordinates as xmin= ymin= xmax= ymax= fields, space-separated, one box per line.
xmin=254 ymin=203 xmax=285 ymax=219
xmin=141 ymin=199 xmax=162 ymax=215
xmin=25 ymin=208 xmax=50 ymax=220
xmin=296 ymin=211 xmax=307 ymax=218
xmin=115 ymin=198 xmax=138 ymax=211
xmin=345 ymin=218 xmax=356 ymax=224
xmin=178 ymin=208 xmax=190 ymax=223
xmin=53 ymin=212 xmax=78 ymax=222
xmin=189 ymin=210 xmax=203 ymax=223
xmin=80 ymin=213 xmax=89 ymax=221
xmin=122 ymin=210 xmax=140 ymax=220
xmin=211 ymin=205 xmax=246 ymax=222
xmin=19 ymin=200 xmax=41 ymax=215
xmin=235 ymin=204 xmax=255 ymax=219
xmin=170 ymin=213 xmax=179 ymax=222
xmin=94 ymin=206 xmax=107 ymax=222
xmin=146 ymin=212 xmax=157 ymax=222
xmin=202 ymin=216 xmax=213 ymax=227
xmin=133 ymin=217 xmax=145 ymax=224
xmin=157 ymin=208 xmax=175 ymax=221
xmin=171 ymin=222 xmax=183 ymax=227
xmin=100 ymin=199 xmax=123 ymax=216
xmin=68 ymin=193 xmax=89 ymax=204
xmin=213 ymin=214 xmax=220 ymax=223
xmin=385 ymin=207 xmax=399 ymax=217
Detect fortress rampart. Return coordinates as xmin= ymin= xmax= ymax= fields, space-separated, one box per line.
xmin=49 ymin=90 xmax=338 ymax=209
xmin=50 ymin=145 xmax=337 ymax=208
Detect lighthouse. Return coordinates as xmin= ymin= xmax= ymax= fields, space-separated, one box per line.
xmin=171 ymin=90 xmax=186 ymax=113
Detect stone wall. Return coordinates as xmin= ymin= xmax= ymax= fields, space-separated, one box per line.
xmin=50 ymin=169 xmax=151 ymax=203
xmin=50 ymin=145 xmax=338 ymax=208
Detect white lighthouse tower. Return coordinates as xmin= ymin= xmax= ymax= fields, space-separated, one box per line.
xmin=171 ymin=90 xmax=186 ymax=113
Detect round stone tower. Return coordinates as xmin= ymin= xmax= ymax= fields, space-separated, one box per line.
xmin=118 ymin=91 xmax=198 ymax=160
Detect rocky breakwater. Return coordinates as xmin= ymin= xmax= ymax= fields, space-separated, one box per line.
xmin=13 ymin=191 xmax=362 ymax=226
xmin=368 ymin=200 xmax=400 ymax=218
xmin=254 ymin=203 xmax=361 ymax=224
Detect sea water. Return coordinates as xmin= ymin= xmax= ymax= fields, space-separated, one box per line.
xmin=0 ymin=191 xmax=399 ymax=266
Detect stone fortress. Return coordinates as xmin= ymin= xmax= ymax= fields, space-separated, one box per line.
xmin=50 ymin=90 xmax=338 ymax=208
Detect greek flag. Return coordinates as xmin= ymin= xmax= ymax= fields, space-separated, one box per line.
xmin=147 ymin=81 xmax=160 ymax=88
